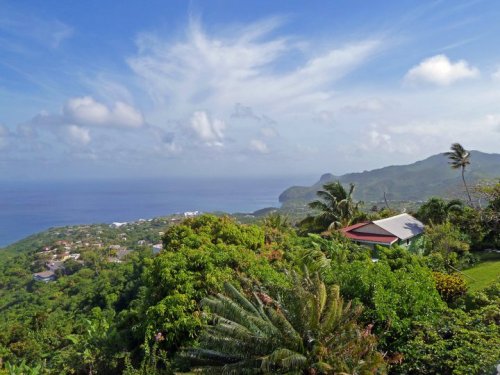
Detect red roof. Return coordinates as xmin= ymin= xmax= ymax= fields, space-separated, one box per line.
xmin=341 ymin=222 xmax=398 ymax=245
xmin=342 ymin=231 xmax=398 ymax=244
xmin=341 ymin=222 xmax=369 ymax=232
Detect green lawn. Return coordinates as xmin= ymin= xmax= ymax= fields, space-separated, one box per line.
xmin=462 ymin=252 xmax=500 ymax=292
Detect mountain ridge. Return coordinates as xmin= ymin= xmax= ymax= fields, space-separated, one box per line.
xmin=279 ymin=151 xmax=500 ymax=204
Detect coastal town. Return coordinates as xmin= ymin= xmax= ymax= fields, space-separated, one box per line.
xmin=29 ymin=212 xmax=202 ymax=282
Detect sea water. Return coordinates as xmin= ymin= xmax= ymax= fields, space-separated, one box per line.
xmin=0 ymin=176 xmax=312 ymax=247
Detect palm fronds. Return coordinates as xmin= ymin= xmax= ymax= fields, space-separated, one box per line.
xmin=307 ymin=181 xmax=363 ymax=232
xmin=444 ymin=143 xmax=473 ymax=204
xmin=184 ymin=275 xmax=385 ymax=374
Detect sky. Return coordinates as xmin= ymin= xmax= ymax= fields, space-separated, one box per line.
xmin=1 ymin=0 xmax=500 ymax=180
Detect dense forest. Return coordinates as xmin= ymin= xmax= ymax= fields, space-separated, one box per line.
xmin=0 ymin=174 xmax=499 ymax=373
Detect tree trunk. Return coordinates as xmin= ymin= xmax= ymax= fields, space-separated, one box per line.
xmin=461 ymin=167 xmax=473 ymax=206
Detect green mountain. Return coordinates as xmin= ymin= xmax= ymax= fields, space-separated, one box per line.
xmin=279 ymin=151 xmax=500 ymax=204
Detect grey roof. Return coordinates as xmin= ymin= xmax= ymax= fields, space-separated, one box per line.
xmin=33 ymin=270 xmax=55 ymax=279
xmin=47 ymin=261 xmax=65 ymax=271
xmin=373 ymin=213 xmax=424 ymax=240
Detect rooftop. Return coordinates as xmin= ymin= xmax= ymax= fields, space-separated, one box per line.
xmin=341 ymin=213 xmax=424 ymax=244
xmin=372 ymin=213 xmax=424 ymax=240
xmin=342 ymin=231 xmax=398 ymax=245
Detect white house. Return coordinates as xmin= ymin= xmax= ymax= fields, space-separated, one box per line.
xmin=342 ymin=213 xmax=424 ymax=249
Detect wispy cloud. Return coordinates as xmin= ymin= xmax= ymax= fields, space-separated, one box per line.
xmin=127 ymin=17 xmax=382 ymax=116
xmin=0 ymin=5 xmax=73 ymax=49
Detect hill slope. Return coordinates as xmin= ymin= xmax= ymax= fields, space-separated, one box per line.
xmin=279 ymin=151 xmax=500 ymax=204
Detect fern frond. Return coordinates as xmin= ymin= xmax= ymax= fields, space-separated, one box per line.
xmin=261 ymin=348 xmax=306 ymax=372
xmin=223 ymin=282 xmax=261 ymax=316
xmin=265 ymin=307 xmax=303 ymax=352
xmin=320 ymin=285 xmax=342 ymax=333
xmin=182 ymin=347 xmax=242 ymax=366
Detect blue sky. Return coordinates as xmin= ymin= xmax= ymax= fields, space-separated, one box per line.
xmin=1 ymin=0 xmax=500 ymax=180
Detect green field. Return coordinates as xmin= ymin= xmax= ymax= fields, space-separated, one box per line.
xmin=462 ymin=252 xmax=500 ymax=292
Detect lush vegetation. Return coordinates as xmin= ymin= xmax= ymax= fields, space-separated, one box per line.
xmin=0 ymin=151 xmax=498 ymax=374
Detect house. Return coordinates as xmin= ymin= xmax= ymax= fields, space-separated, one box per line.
xmin=46 ymin=260 xmax=65 ymax=271
xmin=33 ymin=270 xmax=56 ymax=282
xmin=152 ymin=243 xmax=162 ymax=254
xmin=111 ymin=222 xmax=127 ymax=228
xmin=341 ymin=213 xmax=424 ymax=249
xmin=107 ymin=248 xmax=132 ymax=263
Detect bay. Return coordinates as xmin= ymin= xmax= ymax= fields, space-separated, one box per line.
xmin=0 ymin=176 xmax=312 ymax=247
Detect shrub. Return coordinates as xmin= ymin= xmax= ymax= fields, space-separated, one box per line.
xmin=432 ymin=272 xmax=467 ymax=304
xmin=331 ymin=258 xmax=445 ymax=348
xmin=398 ymin=308 xmax=500 ymax=374
xmin=141 ymin=215 xmax=289 ymax=353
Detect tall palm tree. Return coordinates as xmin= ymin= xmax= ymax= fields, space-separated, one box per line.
xmin=308 ymin=181 xmax=362 ymax=231
xmin=183 ymin=274 xmax=384 ymax=374
xmin=444 ymin=143 xmax=473 ymax=205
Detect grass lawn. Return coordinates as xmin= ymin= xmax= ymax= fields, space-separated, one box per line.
xmin=462 ymin=251 xmax=500 ymax=292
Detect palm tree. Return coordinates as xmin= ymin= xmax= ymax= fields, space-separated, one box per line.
xmin=416 ymin=197 xmax=464 ymax=225
xmin=308 ymin=181 xmax=362 ymax=231
xmin=444 ymin=143 xmax=473 ymax=205
xmin=183 ymin=274 xmax=384 ymax=374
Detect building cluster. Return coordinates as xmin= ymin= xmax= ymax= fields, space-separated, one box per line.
xmin=32 ymin=240 xmax=82 ymax=282
xmin=32 ymin=235 xmax=164 ymax=282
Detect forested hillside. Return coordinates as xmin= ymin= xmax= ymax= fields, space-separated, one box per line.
xmin=280 ymin=151 xmax=500 ymax=204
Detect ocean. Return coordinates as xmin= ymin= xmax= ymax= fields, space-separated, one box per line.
xmin=0 ymin=176 xmax=313 ymax=247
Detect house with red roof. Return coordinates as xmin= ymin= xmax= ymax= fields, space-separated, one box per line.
xmin=341 ymin=213 xmax=424 ymax=249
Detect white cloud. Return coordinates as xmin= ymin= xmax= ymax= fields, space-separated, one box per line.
xmin=484 ymin=114 xmax=500 ymax=126
xmin=0 ymin=125 xmax=9 ymax=150
xmin=405 ymin=54 xmax=479 ymax=86
xmin=62 ymin=125 xmax=91 ymax=146
xmin=189 ymin=111 xmax=225 ymax=147
xmin=260 ymin=126 xmax=278 ymax=138
xmin=63 ymin=96 xmax=144 ymax=128
xmin=128 ymin=18 xmax=381 ymax=115
xmin=314 ymin=110 xmax=335 ymax=124
xmin=365 ymin=126 xmax=391 ymax=149
xmin=231 ymin=103 xmax=260 ymax=120
xmin=484 ymin=114 xmax=500 ymax=132
xmin=249 ymin=139 xmax=269 ymax=154
xmin=16 ymin=123 xmax=38 ymax=139
xmin=163 ymin=142 xmax=183 ymax=154
xmin=492 ymin=67 xmax=500 ymax=81
xmin=0 ymin=124 xmax=10 ymax=137
xmin=358 ymin=123 xmax=422 ymax=155
xmin=341 ymin=98 xmax=384 ymax=113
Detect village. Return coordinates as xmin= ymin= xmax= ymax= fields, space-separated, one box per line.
xmin=30 ymin=211 xmax=202 ymax=282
